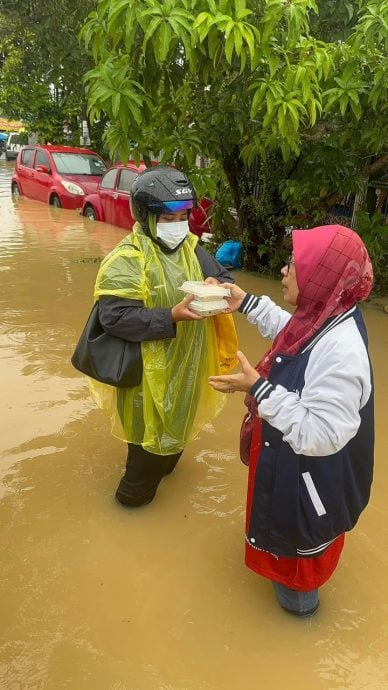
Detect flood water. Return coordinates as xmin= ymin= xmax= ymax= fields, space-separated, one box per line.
xmin=1 ymin=157 xmax=388 ymax=690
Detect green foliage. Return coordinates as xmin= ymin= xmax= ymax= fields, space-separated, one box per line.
xmin=311 ymin=0 xmax=359 ymax=41
xmin=0 ymin=0 xmax=384 ymax=291
xmin=78 ymin=0 xmax=387 ymax=291
xmin=281 ymin=139 xmax=366 ymax=214
xmin=81 ymin=0 xmax=336 ymax=164
xmin=354 ymin=212 xmax=388 ymax=295
xmin=0 ymin=0 xmax=96 ymax=142
xmin=237 ymin=152 xmax=292 ymax=272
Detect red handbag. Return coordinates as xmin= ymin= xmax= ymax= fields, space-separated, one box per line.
xmin=239 ymin=394 xmax=262 ymax=466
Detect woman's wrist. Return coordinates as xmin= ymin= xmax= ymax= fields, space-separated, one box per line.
xmin=239 ymin=294 xmax=261 ymax=314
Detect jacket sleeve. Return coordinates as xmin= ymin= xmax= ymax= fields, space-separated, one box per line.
xmin=98 ymin=296 xmax=176 ymax=341
xmin=239 ymin=293 xmax=291 ymax=339
xmin=249 ymin=321 xmax=372 ymax=457
xmin=195 ymin=245 xmax=235 ymax=283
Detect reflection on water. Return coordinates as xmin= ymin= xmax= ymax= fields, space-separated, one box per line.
xmin=1 ymin=159 xmax=388 ymax=689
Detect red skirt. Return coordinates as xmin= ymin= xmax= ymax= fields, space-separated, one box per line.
xmin=245 ymin=417 xmax=345 ymax=591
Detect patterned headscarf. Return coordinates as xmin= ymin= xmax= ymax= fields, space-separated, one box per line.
xmin=258 ymin=224 xmax=373 ymax=379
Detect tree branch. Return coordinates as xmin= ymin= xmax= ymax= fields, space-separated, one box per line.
xmin=362 ymin=153 xmax=388 ymax=178
xmin=301 ymin=122 xmax=339 ymax=142
xmin=318 ymin=153 xmax=388 ymax=208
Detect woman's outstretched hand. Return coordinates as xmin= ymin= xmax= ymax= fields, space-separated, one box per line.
xmin=171 ymin=294 xmax=205 ymax=322
xmin=220 ymin=283 xmax=247 ymax=313
xmin=209 ymin=351 xmax=260 ymax=393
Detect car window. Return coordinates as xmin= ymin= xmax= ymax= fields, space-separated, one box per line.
xmin=117 ymin=168 xmax=138 ymax=193
xmin=34 ymin=150 xmax=51 ymax=170
xmin=51 ymin=153 xmax=107 ymax=176
xmin=100 ymin=169 xmax=118 ymax=190
xmin=8 ymin=133 xmax=28 ymax=147
xmin=20 ymin=149 xmax=35 ymax=167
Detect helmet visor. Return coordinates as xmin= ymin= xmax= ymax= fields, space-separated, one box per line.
xmin=150 ymin=200 xmax=194 ymax=213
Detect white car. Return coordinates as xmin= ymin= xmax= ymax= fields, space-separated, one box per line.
xmin=5 ymin=132 xmax=27 ymax=161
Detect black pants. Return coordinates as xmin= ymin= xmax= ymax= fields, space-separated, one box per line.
xmin=115 ymin=443 xmax=183 ymax=506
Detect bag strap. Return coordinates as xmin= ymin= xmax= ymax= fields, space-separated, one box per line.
xmin=120 ymin=242 xmax=140 ymax=252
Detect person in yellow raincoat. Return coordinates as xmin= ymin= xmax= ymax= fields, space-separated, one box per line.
xmin=89 ymin=165 xmax=238 ymax=507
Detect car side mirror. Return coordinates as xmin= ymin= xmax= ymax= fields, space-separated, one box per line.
xmin=36 ymin=165 xmax=50 ymax=174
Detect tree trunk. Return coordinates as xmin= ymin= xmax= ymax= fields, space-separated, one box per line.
xmin=221 ymin=144 xmax=251 ymax=231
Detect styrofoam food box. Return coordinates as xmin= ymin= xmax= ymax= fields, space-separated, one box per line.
xmin=188 ymin=299 xmax=229 ymax=316
xmin=180 ymin=281 xmax=231 ymax=300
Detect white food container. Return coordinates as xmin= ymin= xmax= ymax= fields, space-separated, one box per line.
xmin=180 ymin=281 xmax=230 ymax=299
xmin=187 ymin=299 xmax=229 ymax=316
xmin=179 ymin=281 xmax=230 ymax=316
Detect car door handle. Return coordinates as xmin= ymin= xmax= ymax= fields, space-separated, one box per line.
xmin=112 ymin=193 xmax=118 ymax=199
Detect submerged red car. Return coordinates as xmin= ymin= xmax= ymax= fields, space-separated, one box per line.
xmin=11 ymin=144 xmax=107 ymax=209
xmin=81 ymin=161 xmax=147 ymax=229
xmin=82 ymin=161 xmax=214 ymax=237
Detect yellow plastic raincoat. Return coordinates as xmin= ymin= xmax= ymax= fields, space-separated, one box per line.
xmin=89 ymin=224 xmax=238 ymax=455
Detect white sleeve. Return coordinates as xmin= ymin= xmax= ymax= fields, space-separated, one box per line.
xmin=254 ymin=321 xmax=372 ymax=456
xmin=241 ymin=294 xmax=292 ymax=339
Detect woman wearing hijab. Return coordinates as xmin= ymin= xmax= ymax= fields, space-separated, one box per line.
xmin=88 ymin=166 xmax=237 ymax=508
xmin=209 ymin=224 xmax=374 ymax=617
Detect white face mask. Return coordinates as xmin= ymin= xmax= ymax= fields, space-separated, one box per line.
xmin=156 ymin=220 xmax=189 ymax=249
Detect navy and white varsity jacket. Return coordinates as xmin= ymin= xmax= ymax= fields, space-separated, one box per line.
xmin=240 ymin=294 xmax=374 ymax=559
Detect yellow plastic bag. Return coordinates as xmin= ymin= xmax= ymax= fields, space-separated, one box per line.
xmin=211 ymin=312 xmax=239 ymax=373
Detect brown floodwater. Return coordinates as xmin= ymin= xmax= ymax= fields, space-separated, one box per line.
xmin=1 ymin=158 xmax=388 ymax=690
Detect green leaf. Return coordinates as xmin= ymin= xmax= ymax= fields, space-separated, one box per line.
xmin=239 ymin=45 xmax=247 ymax=73
xmin=286 ymin=101 xmax=299 ymax=129
xmin=278 ymin=104 xmax=286 ymax=135
xmin=207 ymin=26 xmax=219 ymax=60
xmin=233 ymin=25 xmax=243 ymax=56
xmin=112 ymin=91 xmax=120 ymax=118
xmin=224 ymin=19 xmax=235 ymax=40
xmin=225 ymin=32 xmax=234 ymax=64
xmin=197 ymin=20 xmax=213 ymax=43
xmin=240 ymin=25 xmax=255 ymax=61
xmin=237 ymin=9 xmax=253 ymax=21
xmin=157 ymin=22 xmax=173 ymax=62
xmin=170 ymin=14 xmax=193 ymax=35
xmin=339 ymin=94 xmax=349 ymax=116
xmin=250 ymin=49 xmax=262 ymax=72
xmin=143 ymin=16 xmax=161 ymax=49
xmin=301 ymin=76 xmax=312 ymax=104
xmin=349 ymin=98 xmax=362 ymax=119
xmin=250 ymin=83 xmax=266 ymax=117
xmin=193 ymin=12 xmax=210 ymax=29
xmin=308 ymin=99 xmax=316 ymax=126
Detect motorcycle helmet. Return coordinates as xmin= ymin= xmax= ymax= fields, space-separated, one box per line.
xmin=130 ymin=165 xmax=196 ymax=226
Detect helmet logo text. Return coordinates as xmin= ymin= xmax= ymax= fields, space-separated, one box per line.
xmin=176 ymin=188 xmax=191 ymax=195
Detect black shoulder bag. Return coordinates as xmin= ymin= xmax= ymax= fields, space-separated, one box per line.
xmin=71 ymin=243 xmax=143 ymax=388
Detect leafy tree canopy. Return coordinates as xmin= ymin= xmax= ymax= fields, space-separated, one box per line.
xmin=81 ymin=0 xmax=386 ymax=184
xmin=0 ymin=0 xmax=96 ymax=144
xmin=0 ymin=0 xmax=386 ymax=285
xmin=80 ymin=0 xmax=387 ymax=285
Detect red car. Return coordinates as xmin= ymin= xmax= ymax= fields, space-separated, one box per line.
xmin=82 ymin=161 xmax=214 ymax=237
xmin=82 ymin=161 xmax=148 ymax=229
xmin=11 ymin=144 xmax=107 ymax=209
xmin=188 ymin=196 xmax=213 ymax=238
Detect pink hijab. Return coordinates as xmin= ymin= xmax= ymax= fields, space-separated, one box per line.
xmin=257 ymin=225 xmax=373 ymax=379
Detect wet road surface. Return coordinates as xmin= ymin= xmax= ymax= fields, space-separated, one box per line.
xmin=1 ymin=158 xmax=388 ymax=689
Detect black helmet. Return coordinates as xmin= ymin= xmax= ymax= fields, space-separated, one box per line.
xmin=130 ymin=165 xmax=196 ymax=225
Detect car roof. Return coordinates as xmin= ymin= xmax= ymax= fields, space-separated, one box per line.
xmin=111 ymin=160 xmax=158 ymax=172
xmin=25 ymin=144 xmax=101 ymax=155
